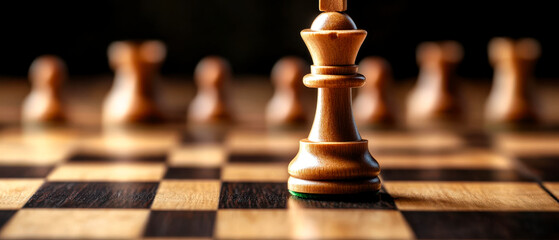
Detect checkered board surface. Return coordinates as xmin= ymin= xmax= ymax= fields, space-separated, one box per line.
xmin=0 ymin=124 xmax=558 ymax=240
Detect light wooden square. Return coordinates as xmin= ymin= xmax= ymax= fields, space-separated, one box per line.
xmin=226 ymin=131 xmax=303 ymax=154
xmin=47 ymin=163 xmax=166 ymax=182
xmin=544 ymin=182 xmax=559 ymax=198
xmin=495 ymin=132 xmax=559 ymax=156
xmin=151 ymin=180 xmax=221 ymax=210
xmin=169 ymin=145 xmax=225 ymax=167
xmin=0 ymin=179 xmax=44 ymax=209
xmin=0 ymin=144 xmax=71 ymax=166
xmin=0 ymin=209 xmax=150 ymax=239
xmin=363 ymin=131 xmax=464 ymax=151
xmin=222 ymin=163 xmax=288 ymax=182
xmin=214 ymin=209 xmax=414 ymax=240
xmin=379 ymin=150 xmax=513 ymax=170
xmin=385 ymin=181 xmax=559 ymax=211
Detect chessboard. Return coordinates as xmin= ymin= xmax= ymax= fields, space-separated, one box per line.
xmin=0 ymin=77 xmax=558 ymax=239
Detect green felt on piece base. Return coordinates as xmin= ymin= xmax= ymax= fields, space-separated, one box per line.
xmin=289 ymin=190 xmax=380 ymax=201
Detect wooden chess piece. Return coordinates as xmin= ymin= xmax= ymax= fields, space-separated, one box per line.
xmin=353 ymin=56 xmax=394 ymax=127
xmin=288 ymin=0 xmax=381 ymax=197
xmin=406 ymin=41 xmax=463 ymax=128
xmin=22 ymin=55 xmax=67 ymax=124
xmin=187 ymin=56 xmax=233 ymax=124
xmin=102 ymin=40 xmax=166 ymax=125
xmin=266 ymin=56 xmax=307 ymax=126
xmin=485 ymin=37 xmax=540 ymax=126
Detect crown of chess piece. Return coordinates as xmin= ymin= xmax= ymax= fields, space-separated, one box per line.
xmin=406 ymin=41 xmax=463 ymax=128
xmin=187 ymin=56 xmax=233 ymax=124
xmin=266 ymin=56 xmax=308 ymax=127
xmin=485 ymin=37 xmax=540 ymax=126
xmin=22 ymin=55 xmax=67 ymax=125
xmin=288 ymin=0 xmax=381 ymax=197
xmin=102 ymin=40 xmax=166 ymax=125
xmin=353 ymin=56 xmax=395 ymax=127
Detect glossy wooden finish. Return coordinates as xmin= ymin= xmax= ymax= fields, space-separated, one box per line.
xmin=22 ymin=55 xmax=67 ymax=125
xmin=266 ymin=57 xmax=308 ymax=126
xmin=406 ymin=41 xmax=463 ymax=128
xmin=188 ymin=56 xmax=233 ymax=124
xmin=288 ymin=1 xmax=381 ymax=195
xmin=102 ymin=40 xmax=166 ymax=125
xmin=485 ymin=37 xmax=540 ymax=125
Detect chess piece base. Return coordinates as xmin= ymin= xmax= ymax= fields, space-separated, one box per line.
xmin=288 ymin=139 xmax=381 ymax=195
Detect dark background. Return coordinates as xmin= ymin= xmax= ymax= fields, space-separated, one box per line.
xmin=0 ymin=0 xmax=555 ymax=79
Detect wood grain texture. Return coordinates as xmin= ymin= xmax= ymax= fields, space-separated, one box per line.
xmin=169 ymin=145 xmax=225 ymax=167
xmin=385 ymin=182 xmax=559 ymax=211
xmin=219 ymin=182 xmax=289 ymax=209
xmin=0 ymin=180 xmax=44 ymax=210
xmin=164 ymin=167 xmax=220 ymax=179
xmin=144 ymin=211 xmax=216 ymax=238
xmin=151 ymin=180 xmax=220 ymax=210
xmin=379 ymin=151 xmax=513 ymax=170
xmin=222 ymin=163 xmax=288 ymax=182
xmin=404 ymin=211 xmax=559 ymax=239
xmin=319 ymin=0 xmax=347 ymax=12
xmin=24 ymin=182 xmax=158 ymax=208
xmin=47 ymin=163 xmax=166 ymax=182
xmin=0 ymin=209 xmax=149 ymax=239
xmin=543 ymin=182 xmax=559 ymax=198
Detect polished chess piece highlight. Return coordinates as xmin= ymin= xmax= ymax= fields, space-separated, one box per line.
xmin=406 ymin=41 xmax=463 ymax=128
xmin=288 ymin=0 xmax=381 ymax=197
xmin=102 ymin=40 xmax=166 ymax=125
xmin=187 ymin=56 xmax=233 ymax=124
xmin=22 ymin=55 xmax=67 ymax=125
xmin=266 ymin=56 xmax=307 ymax=127
xmin=485 ymin=37 xmax=540 ymax=126
xmin=353 ymin=56 xmax=394 ymax=127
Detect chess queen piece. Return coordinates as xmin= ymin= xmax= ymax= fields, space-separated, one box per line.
xmin=485 ymin=37 xmax=540 ymax=127
xmin=288 ymin=0 xmax=381 ymax=197
xmin=22 ymin=55 xmax=67 ymax=125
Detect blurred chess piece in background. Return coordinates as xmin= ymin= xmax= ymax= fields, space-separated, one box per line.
xmin=354 ymin=56 xmax=395 ymax=128
xmin=187 ymin=56 xmax=233 ymax=124
xmin=485 ymin=37 xmax=540 ymax=127
xmin=406 ymin=41 xmax=464 ymax=128
xmin=22 ymin=55 xmax=67 ymax=125
xmin=102 ymin=40 xmax=166 ymax=125
xmin=266 ymin=56 xmax=307 ymax=127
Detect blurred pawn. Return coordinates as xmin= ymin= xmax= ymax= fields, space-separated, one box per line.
xmin=353 ymin=57 xmax=394 ymax=127
xmin=485 ymin=38 xmax=540 ymax=126
xmin=266 ymin=56 xmax=307 ymax=127
xmin=187 ymin=56 xmax=233 ymax=124
xmin=406 ymin=41 xmax=463 ymax=127
xmin=102 ymin=40 xmax=166 ymax=125
xmin=22 ymin=55 xmax=67 ymax=125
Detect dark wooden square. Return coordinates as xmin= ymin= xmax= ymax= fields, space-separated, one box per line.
xmin=0 ymin=211 xmax=16 ymax=229
xmin=24 ymin=182 xmax=158 ymax=208
xmin=144 ymin=211 xmax=216 ymax=238
xmin=0 ymin=166 xmax=53 ymax=178
xmin=518 ymin=156 xmax=559 ymax=181
xmin=164 ymin=167 xmax=221 ymax=179
xmin=403 ymin=211 xmax=559 ymax=239
xmin=219 ymin=182 xmax=289 ymax=209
